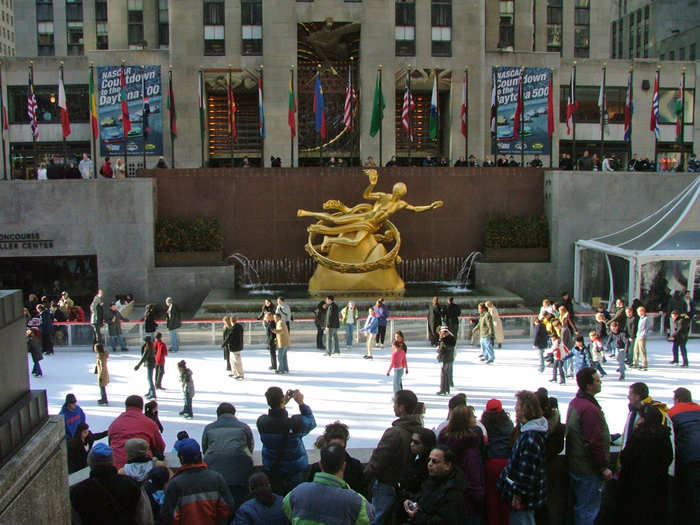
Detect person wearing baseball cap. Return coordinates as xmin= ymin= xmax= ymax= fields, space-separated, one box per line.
xmin=161 ymin=438 xmax=234 ymax=523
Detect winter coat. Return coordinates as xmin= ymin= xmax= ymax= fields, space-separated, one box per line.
xmin=395 ymin=452 xmax=430 ymax=499
xmin=166 ymin=303 xmax=182 ymax=330
xmin=274 ymin=320 xmax=290 ymax=348
xmin=70 ymin=466 xmax=145 ymax=525
xmin=234 ymin=494 xmax=288 ymax=525
xmin=565 ymin=391 xmax=611 ymax=476
xmin=609 ymin=307 xmax=627 ymax=331
xmin=532 ymin=323 xmax=548 ymax=350
xmin=96 ymin=350 xmax=109 ymax=387
xmin=570 ymin=345 xmax=593 ymax=371
xmin=154 ymin=340 xmax=168 ymax=365
xmin=361 ymin=315 xmax=379 ymax=335
xmin=484 ymin=419 xmax=515 ymax=460
xmin=160 ymin=463 xmax=234 ymax=525
xmin=412 ymin=468 xmax=466 ymax=525
xmin=257 ymin=405 xmax=316 ymax=477
xmin=497 ymin=416 xmax=548 ymax=510
xmin=428 ymin=304 xmax=443 ymax=328
xmin=223 ymin=323 xmax=244 ymax=352
xmin=108 ymin=407 xmax=166 ymax=469
xmin=136 ymin=342 xmax=156 ymax=369
xmin=437 ymin=334 xmax=456 ymax=363
xmin=478 ymin=311 xmax=494 ymax=339
xmin=374 ymin=304 xmax=389 ymax=327
xmin=365 ymin=415 xmax=423 ymax=484
xmin=90 ymin=296 xmax=104 ymax=325
xmin=607 ymin=330 xmax=627 ymax=352
xmin=636 ymin=315 xmax=650 ymax=338
xmin=143 ymin=310 xmax=158 ymax=333
xmin=341 ymin=304 xmax=358 ymax=325
xmin=265 ymin=320 xmax=277 ymax=349
xmin=39 ymin=309 xmax=55 ymax=335
xmin=437 ymin=431 xmax=486 ymax=515
xmin=202 ymin=413 xmax=254 ymax=488
xmin=668 ymin=401 xmax=700 ymax=465
xmin=283 ymin=472 xmax=374 ymax=525
xmin=256 ymin=302 xmax=275 ymax=321
xmin=314 ymin=301 xmax=327 ymax=328
xmin=59 ymin=404 xmax=86 ymax=441
xmin=488 ymin=306 xmax=504 ymax=344
xmin=670 ymin=314 xmax=690 ymax=344
xmin=307 ymin=452 xmax=370 ymax=500
xmin=625 ymin=314 xmax=639 ymax=339
xmin=107 ymin=309 xmax=127 ymax=336
xmin=27 ymin=334 xmax=43 ymax=363
xmin=444 ymin=303 xmax=461 ymax=326
xmin=180 ymin=368 xmax=194 ymax=397
xmin=325 ymin=301 xmax=340 ymax=329
xmin=594 ymin=320 xmax=607 ymax=340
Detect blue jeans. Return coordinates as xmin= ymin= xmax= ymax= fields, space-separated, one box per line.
xmin=569 ymin=473 xmax=602 ymax=525
xmin=345 ymin=324 xmax=354 ymax=346
xmin=32 ymin=360 xmax=43 ymax=376
xmin=481 ymin=337 xmax=495 ymax=362
xmin=370 ymin=480 xmax=395 ymax=525
xmin=393 ymin=367 xmax=404 ymax=393
xmin=617 ymin=349 xmax=626 ymax=377
xmin=509 ymin=509 xmax=535 ymax=525
xmin=183 ymin=393 xmax=193 ymax=416
xmin=145 ymin=366 xmax=156 ymax=397
xmin=109 ymin=334 xmax=127 ymax=351
xmin=278 ymin=346 xmax=289 ymax=372
xmin=169 ymin=329 xmax=179 ymax=352
xmin=537 ymin=347 xmax=545 ymax=372
xmin=99 ymin=385 xmax=107 ymax=403
xmin=326 ymin=328 xmax=339 ymax=354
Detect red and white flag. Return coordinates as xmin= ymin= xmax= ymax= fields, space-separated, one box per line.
xmin=58 ymin=69 xmax=71 ymax=138
xmin=566 ymin=68 xmax=577 ymax=135
xmin=512 ymin=72 xmax=523 ymax=139
xmin=490 ymin=70 xmax=497 ymax=137
xmin=460 ymin=72 xmax=467 ymax=138
xmin=547 ymin=74 xmax=555 ymax=140
xmin=401 ymin=75 xmax=415 ymax=141
xmin=343 ymin=68 xmax=355 ymax=131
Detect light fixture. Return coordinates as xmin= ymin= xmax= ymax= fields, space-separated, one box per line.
xmin=49 ymin=93 xmax=56 ymax=104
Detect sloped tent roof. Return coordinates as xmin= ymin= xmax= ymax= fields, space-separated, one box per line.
xmin=576 ymin=177 xmax=700 ymax=259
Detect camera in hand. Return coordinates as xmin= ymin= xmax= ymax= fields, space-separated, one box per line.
xmin=407 ymin=502 xmax=417 ymax=512
xmin=286 ymin=389 xmax=299 ymax=398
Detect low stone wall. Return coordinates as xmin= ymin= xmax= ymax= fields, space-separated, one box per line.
xmin=475 ymin=261 xmax=557 ymax=305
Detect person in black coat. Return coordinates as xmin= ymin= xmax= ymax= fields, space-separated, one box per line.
xmin=391 ymin=427 xmax=437 ymax=525
xmin=428 ymin=297 xmax=443 ymax=347
xmin=403 ymin=445 xmax=466 ymax=525
xmin=444 ymin=298 xmax=461 ymax=338
xmin=67 ymin=422 xmax=109 ymax=474
xmin=256 ymin=298 xmax=275 ymax=320
xmin=313 ymin=300 xmax=327 ymax=350
xmin=437 ymin=327 xmax=456 ymax=396
xmin=27 ymin=328 xmax=43 ymax=377
xmin=143 ymin=304 xmax=158 ymax=338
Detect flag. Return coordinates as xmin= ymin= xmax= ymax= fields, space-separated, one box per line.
xmin=288 ymin=74 xmax=297 ymax=139
xmin=566 ymin=68 xmax=576 ymax=135
xmin=313 ymin=74 xmax=326 ymax=139
xmin=27 ymin=73 xmax=38 ymax=140
xmin=623 ymin=71 xmax=632 ymax=142
xmin=58 ymin=70 xmax=71 ymax=138
xmin=142 ymin=77 xmax=151 ymax=141
xmin=258 ymin=75 xmax=265 ymax=139
xmin=168 ymin=73 xmax=177 ymax=139
xmin=89 ymin=70 xmax=98 ymax=139
xmin=429 ymin=74 xmax=439 ymax=140
xmin=227 ymin=76 xmax=237 ymax=140
xmin=650 ymin=71 xmax=660 ymax=139
xmin=120 ymin=67 xmax=131 ymax=136
xmin=547 ymin=74 xmax=555 ymax=139
xmin=343 ymin=68 xmax=354 ymax=131
xmin=401 ymin=75 xmax=415 ymax=140
xmin=198 ymin=71 xmax=205 ymax=140
xmin=512 ymin=73 xmax=523 ymax=139
xmin=369 ymin=71 xmax=385 ymax=138
xmin=675 ymin=78 xmax=684 ymax=142
xmin=460 ymin=72 xmax=467 ymax=138
xmin=2 ymin=104 xmax=8 ymax=131
xmin=598 ymin=69 xmax=608 ymax=134
xmin=490 ymin=70 xmax=497 ymax=137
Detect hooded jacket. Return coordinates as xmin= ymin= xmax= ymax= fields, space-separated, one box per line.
xmin=497 ymin=416 xmax=548 ymax=510
xmin=413 ymin=467 xmax=466 ymax=525
xmin=257 ymin=405 xmax=316 ymax=477
xmin=365 ymin=415 xmax=423 ymax=484
xmin=202 ymin=413 xmax=254 ymax=488
xmin=565 ymin=391 xmax=610 ymax=476
xmin=668 ymin=401 xmax=700 ymax=465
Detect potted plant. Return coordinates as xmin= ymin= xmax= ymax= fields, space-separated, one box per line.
xmin=484 ymin=214 xmax=549 ymax=262
xmin=155 ymin=216 xmax=224 ymax=266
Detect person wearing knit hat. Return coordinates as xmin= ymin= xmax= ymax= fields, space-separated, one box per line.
xmin=486 ymin=399 xmax=503 ymax=412
xmin=87 ymin=442 xmax=113 ymax=467
xmin=119 ymin=438 xmax=167 ymax=483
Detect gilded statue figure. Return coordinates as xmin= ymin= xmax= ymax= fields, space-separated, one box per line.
xmin=298 ymin=169 xmax=443 ymax=294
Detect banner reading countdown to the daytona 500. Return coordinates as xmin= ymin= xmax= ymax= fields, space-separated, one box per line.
xmin=492 ymin=66 xmax=551 ymax=156
xmin=97 ymin=65 xmax=163 ymax=157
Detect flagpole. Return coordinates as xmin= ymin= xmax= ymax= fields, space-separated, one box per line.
xmin=627 ymin=66 xmax=633 ymax=166
xmin=378 ymin=65 xmax=383 ymax=167
xmin=0 ymin=61 xmax=7 ymax=180
xmin=492 ymin=65 xmax=498 ymax=161
xmin=121 ymin=59 xmax=127 ymax=177
xmin=142 ymin=66 xmax=147 ymax=171
xmin=228 ymin=66 xmax=233 ymax=167
xmin=407 ymin=65 xmax=411 ymax=166
xmin=169 ymin=67 xmax=174 ymax=168
xmin=90 ymin=63 xmax=96 ymax=179
xmin=600 ymin=63 xmax=606 ymax=162
xmin=350 ymin=56 xmax=355 ymax=167
xmin=464 ymin=66 xmax=468 ymax=160
xmin=680 ymin=67 xmax=686 ymax=170
xmin=259 ymin=64 xmax=264 ymax=166
xmin=290 ymin=65 xmax=295 ymax=168
xmin=317 ymin=64 xmax=323 ymax=167
xmin=549 ymin=68 xmax=553 ymax=168
xmin=199 ymin=69 xmax=205 ymax=167
xmin=572 ymin=62 xmax=577 ymax=169
xmin=519 ymin=67 xmax=524 ymax=168
xmin=30 ymin=61 xmax=36 ymax=170
xmin=654 ymin=66 xmax=660 ymax=170
xmin=60 ymin=61 xmax=67 ymax=166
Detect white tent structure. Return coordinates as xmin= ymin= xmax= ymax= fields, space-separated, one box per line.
xmin=574 ymin=177 xmax=700 ymax=309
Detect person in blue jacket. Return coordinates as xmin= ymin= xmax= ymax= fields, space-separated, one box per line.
xmin=234 ymin=472 xmax=289 ymax=525
xmin=373 ymin=298 xmax=390 ymax=349
xmin=257 ymin=387 xmax=316 ymax=496
xmin=360 ymin=308 xmax=379 ymax=359
xmin=59 ymin=393 xmax=86 ymax=442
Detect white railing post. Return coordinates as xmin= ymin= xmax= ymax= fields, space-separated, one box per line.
xmin=211 ymin=322 xmax=216 ymax=344
xmin=67 ymin=324 xmax=72 ymax=346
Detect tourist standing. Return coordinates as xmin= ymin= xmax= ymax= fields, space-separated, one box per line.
xmin=341 ymin=301 xmax=358 ymax=348
xmin=633 ymin=306 xmax=649 ymax=370
xmin=37 ymin=304 xmax=55 ymax=355
xmin=481 ymin=400 xmax=514 ymax=525
xmin=78 ymin=152 xmax=93 ymax=179
xmin=115 ymin=158 xmax=126 ymax=178
xmin=178 ymin=359 xmax=195 ymax=419
xmin=276 ymin=297 xmax=292 ymax=332
xmin=428 ymin=297 xmax=443 ymax=346
xmin=478 ymin=303 xmax=495 ymax=364
xmin=668 ymin=387 xmax=700 ymax=525
xmin=532 ymin=318 xmax=548 ymax=373
xmin=95 ymin=343 xmax=109 ymax=405
xmin=165 ymin=296 xmax=181 ymax=353
xmin=360 ymin=308 xmax=379 ymax=359
xmin=264 ymin=312 xmax=278 ymax=371
xmin=223 ymin=316 xmax=245 ymax=380
xmin=26 ymin=329 xmax=43 ymax=377
xmin=107 ymin=302 xmax=129 ymax=352
xmin=669 ymin=309 xmax=690 ymax=366
xmin=134 ymin=336 xmax=157 ymax=400
xmin=437 ymin=326 xmax=456 ymax=396
xmin=374 ymin=298 xmax=389 ymax=349
xmin=444 ymin=297 xmax=461 ymax=339
xmin=142 ymin=303 xmax=157 ymax=341
xmin=486 ymin=301 xmax=504 ymax=349
xmin=386 ymin=331 xmax=408 ymax=394
xmin=313 ymin=300 xmax=326 ymax=350
xmin=324 ymin=295 xmax=341 ymax=356
xmin=273 ymin=313 xmax=290 ymax=374
xmin=256 ymin=298 xmax=275 ymax=321
xmin=99 ymin=157 xmax=113 ymax=178
xmin=153 ymin=332 xmax=167 ymax=390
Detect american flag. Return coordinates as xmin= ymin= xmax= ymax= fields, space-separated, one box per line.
xmin=623 ymin=71 xmax=632 ymax=142
xmin=343 ymin=68 xmax=355 ymax=131
xmin=401 ymin=75 xmax=415 ymax=141
xmin=27 ymin=72 xmax=38 ymax=140
xmin=650 ymin=70 xmax=660 ymax=139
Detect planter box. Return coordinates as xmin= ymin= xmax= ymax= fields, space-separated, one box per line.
xmin=484 ymin=247 xmax=550 ymax=263
xmin=155 ymin=251 xmax=222 ymax=267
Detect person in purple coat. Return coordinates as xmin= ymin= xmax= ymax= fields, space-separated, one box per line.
xmin=373 ymin=298 xmax=389 ymax=349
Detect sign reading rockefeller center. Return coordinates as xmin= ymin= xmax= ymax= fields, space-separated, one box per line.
xmin=0 ymin=233 xmax=54 ymax=250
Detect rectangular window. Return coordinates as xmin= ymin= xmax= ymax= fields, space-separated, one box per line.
xmin=690 ymin=43 xmax=696 ymax=60
xmin=158 ymin=0 xmax=168 ymax=48
xmin=95 ymin=0 xmax=107 ymax=21
xmin=37 ymin=20 xmax=54 ymax=55
xmin=241 ymin=0 xmax=262 ymax=55
xmin=127 ymin=0 xmax=144 ymax=48
xmin=431 ymin=0 xmax=451 ymax=56
xmin=96 ymin=22 xmax=108 ymax=49
xmin=499 ymin=0 xmax=514 ymax=50
xmin=560 ymin=86 xmax=626 ymax=123
xmin=36 ymin=0 xmax=53 ymax=22
xmin=67 ymin=21 xmax=83 ymax=55
xmin=669 ymin=50 xmax=675 ymax=60
xmin=396 ymin=0 xmax=415 ymax=56
xmin=65 ymin=0 xmax=82 ymax=22
xmin=636 ymin=22 xmax=641 ymax=57
xmin=628 ymin=15 xmax=633 ymax=58
xmin=574 ymin=0 xmax=589 ymax=57
xmin=679 ymin=47 xmax=686 ymax=60
xmin=8 ymin=84 xmax=89 ymax=123
xmin=204 ymin=0 xmax=225 ymax=55
xmin=611 ymin=22 xmax=616 ymax=58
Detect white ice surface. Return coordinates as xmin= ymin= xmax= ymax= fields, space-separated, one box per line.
xmin=32 ymin=338 xmax=699 ymax=452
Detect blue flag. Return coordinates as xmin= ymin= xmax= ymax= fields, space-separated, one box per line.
xmin=313 ymin=75 xmax=326 ymax=139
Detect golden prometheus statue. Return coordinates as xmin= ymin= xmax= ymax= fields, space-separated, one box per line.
xmin=297 ymin=169 xmax=443 ymax=294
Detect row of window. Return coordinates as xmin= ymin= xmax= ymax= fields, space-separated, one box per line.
xmin=612 ymin=5 xmax=649 ymax=59
xmin=1 ymin=10 xmax=12 ymax=24
xmin=395 ymin=1 xmax=452 ymax=57
xmin=5 ymin=83 xmax=693 ymax=128
xmin=660 ymin=44 xmax=697 ymax=62
xmin=204 ymin=0 xmax=261 ymax=55
xmin=0 ymin=43 xmax=13 ymax=56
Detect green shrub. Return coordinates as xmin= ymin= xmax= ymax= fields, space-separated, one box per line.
xmin=484 ymin=214 xmax=549 ymax=249
xmin=155 ymin=216 xmax=223 ymax=252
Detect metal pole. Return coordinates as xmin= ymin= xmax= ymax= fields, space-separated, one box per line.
xmin=549 ymin=68 xmax=553 ymax=168
xmin=122 ymin=60 xmax=128 ymax=177
xmin=572 ymin=62 xmax=577 ymax=169
xmin=90 ymin=63 xmax=97 ymax=179
xmin=680 ymin=68 xmax=686 ymax=170
xmin=519 ymin=68 xmax=524 ymax=168
xmin=30 ymin=61 xmax=36 ymax=174
xmin=290 ymin=65 xmax=295 ymax=167
xmin=350 ymin=56 xmax=355 ymax=167
xmin=169 ymin=66 xmax=174 ymax=168
xmin=407 ymin=65 xmax=411 ymax=166
xmin=464 ymin=67 xmax=468 ymax=160
xmin=627 ymin=67 xmax=633 ymax=166
xmin=228 ymin=66 xmax=233 ymax=167
xmin=378 ymin=65 xmax=383 ymax=167
xmin=142 ymin=66 xmax=147 ymax=172
xmin=317 ymin=63 xmax=322 ymax=167
xmin=60 ymin=62 xmax=67 ymax=166
xmin=199 ymin=69 xmax=205 ymax=167
xmin=600 ymin=64 xmax=606 ymax=162
xmin=654 ymin=67 xmax=660 ymax=170
xmin=0 ymin=61 xmax=8 ymax=180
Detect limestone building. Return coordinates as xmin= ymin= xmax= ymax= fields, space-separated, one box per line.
xmin=0 ymin=0 xmax=697 ymax=176
xmin=0 ymin=0 xmax=14 ymax=56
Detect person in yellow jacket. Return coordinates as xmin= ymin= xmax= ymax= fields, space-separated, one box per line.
xmin=274 ymin=313 xmax=291 ymax=374
xmin=341 ymin=301 xmax=358 ymax=349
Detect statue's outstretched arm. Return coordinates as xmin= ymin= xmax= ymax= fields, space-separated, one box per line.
xmin=405 ymin=200 xmax=444 ymax=213
xmin=362 ymin=169 xmax=382 ymax=201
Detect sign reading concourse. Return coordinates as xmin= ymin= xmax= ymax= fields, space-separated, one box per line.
xmin=0 ymin=233 xmax=54 ymax=250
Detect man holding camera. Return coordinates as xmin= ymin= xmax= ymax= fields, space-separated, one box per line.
xmin=257 ymin=387 xmax=316 ymax=495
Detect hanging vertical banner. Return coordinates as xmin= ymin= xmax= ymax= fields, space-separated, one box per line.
xmin=492 ymin=66 xmax=551 ymax=155
xmin=97 ymin=65 xmax=163 ymax=156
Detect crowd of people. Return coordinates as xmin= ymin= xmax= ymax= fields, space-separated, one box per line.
xmin=64 ymin=375 xmax=700 ymax=525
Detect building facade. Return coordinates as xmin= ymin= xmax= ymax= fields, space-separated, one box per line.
xmin=0 ymin=0 xmax=697 ymax=175
xmin=0 ymin=0 xmax=14 ymax=57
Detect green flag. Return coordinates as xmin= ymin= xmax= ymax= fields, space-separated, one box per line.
xmin=369 ymin=71 xmax=385 ymax=137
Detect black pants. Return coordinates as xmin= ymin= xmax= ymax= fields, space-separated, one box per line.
xmin=155 ymin=364 xmax=165 ymax=388
xmin=672 ymin=339 xmax=689 ymax=365
xmin=376 ymin=325 xmax=387 ymax=345
xmin=41 ymin=332 xmax=54 ymax=354
xmin=440 ymin=362 xmax=453 ymax=393
xmin=92 ymin=323 xmax=103 ymax=345
xmin=269 ymin=343 xmax=278 ymax=369
xmin=315 ymin=326 xmax=325 ymax=349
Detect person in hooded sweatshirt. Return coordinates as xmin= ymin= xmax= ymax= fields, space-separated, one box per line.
xmin=497 ymin=390 xmax=548 ymax=525
xmin=118 ymin=437 xmax=168 ymax=483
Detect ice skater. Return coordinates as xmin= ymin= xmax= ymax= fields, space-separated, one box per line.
xmin=386 ymin=330 xmax=408 ymax=393
xmin=135 ymin=336 xmax=157 ymax=399
xmin=177 ymin=360 xmax=194 ymax=419
xmin=94 ymin=343 xmax=109 ymax=405
xmin=360 ymin=307 xmax=378 ymax=359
